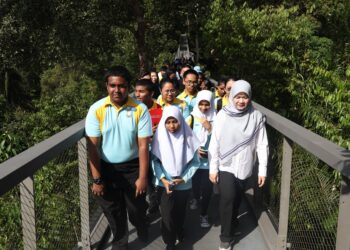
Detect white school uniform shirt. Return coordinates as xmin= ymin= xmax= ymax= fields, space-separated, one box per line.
xmin=208 ymin=114 xmax=269 ymax=180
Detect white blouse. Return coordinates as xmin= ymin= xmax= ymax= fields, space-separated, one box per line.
xmin=208 ymin=114 xmax=269 ymax=180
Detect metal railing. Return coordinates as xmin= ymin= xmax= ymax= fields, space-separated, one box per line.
xmin=0 ymin=101 xmax=349 ymax=250
xmin=0 ymin=120 xmax=108 ymax=250
xmin=249 ymin=102 xmax=350 ymax=250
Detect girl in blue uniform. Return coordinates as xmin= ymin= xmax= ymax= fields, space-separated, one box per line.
xmin=188 ymin=90 xmax=216 ymax=228
xmin=151 ymin=106 xmax=200 ymax=250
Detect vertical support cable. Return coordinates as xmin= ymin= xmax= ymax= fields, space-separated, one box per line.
xmin=20 ymin=176 xmax=37 ymax=250
xmin=78 ymin=137 xmax=90 ymax=249
xmin=335 ymin=175 xmax=350 ymax=250
xmin=276 ymin=137 xmax=292 ymax=249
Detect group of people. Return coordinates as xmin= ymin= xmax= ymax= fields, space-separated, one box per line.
xmin=85 ymin=63 xmax=269 ymax=250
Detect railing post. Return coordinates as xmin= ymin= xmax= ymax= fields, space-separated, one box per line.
xmin=20 ymin=176 xmax=37 ymax=250
xmin=276 ymin=137 xmax=292 ymax=250
xmin=335 ymin=175 xmax=350 ymax=250
xmin=78 ymin=137 xmax=91 ymax=249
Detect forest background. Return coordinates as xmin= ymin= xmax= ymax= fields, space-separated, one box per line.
xmin=0 ymin=0 xmax=349 ymax=248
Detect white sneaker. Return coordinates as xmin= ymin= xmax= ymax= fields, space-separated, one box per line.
xmin=200 ymin=215 xmax=210 ymax=228
xmin=189 ymin=199 xmax=198 ymax=210
xmin=218 ymin=240 xmax=233 ymax=250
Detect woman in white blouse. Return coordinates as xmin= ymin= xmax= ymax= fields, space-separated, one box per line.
xmin=208 ymin=80 xmax=269 ymax=250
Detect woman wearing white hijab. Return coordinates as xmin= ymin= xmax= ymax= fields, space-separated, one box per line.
xmin=208 ymin=80 xmax=269 ymax=250
xmin=187 ymin=90 xmax=216 ymax=228
xmin=151 ymin=105 xmax=200 ymax=250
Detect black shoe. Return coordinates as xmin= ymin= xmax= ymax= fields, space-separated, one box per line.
xmin=166 ymin=244 xmax=176 ymax=250
xmin=137 ymin=228 xmax=149 ymax=243
xmin=177 ymin=230 xmax=184 ymax=243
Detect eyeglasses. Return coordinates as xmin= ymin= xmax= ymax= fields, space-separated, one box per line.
xmin=163 ymin=89 xmax=176 ymax=94
xmin=185 ymin=80 xmax=198 ymax=85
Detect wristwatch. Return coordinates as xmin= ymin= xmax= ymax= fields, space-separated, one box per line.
xmin=92 ymin=177 xmax=104 ymax=185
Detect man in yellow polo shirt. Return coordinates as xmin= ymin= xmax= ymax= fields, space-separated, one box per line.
xmin=177 ymin=69 xmax=199 ymax=113
xmin=85 ymin=66 xmax=152 ymax=249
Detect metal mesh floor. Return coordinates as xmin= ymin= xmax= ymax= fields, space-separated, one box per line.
xmin=101 ymin=195 xmax=268 ymax=250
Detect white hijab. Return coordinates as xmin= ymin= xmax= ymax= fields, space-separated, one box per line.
xmin=151 ymin=106 xmax=200 ymax=176
xmin=191 ymin=90 xmax=216 ymax=146
xmin=218 ymin=80 xmax=265 ymax=164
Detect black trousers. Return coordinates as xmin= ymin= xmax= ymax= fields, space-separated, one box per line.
xmin=96 ymin=159 xmax=148 ymax=249
xmin=192 ymin=169 xmax=213 ymax=216
xmin=159 ymin=187 xmax=190 ymax=246
xmin=218 ymin=171 xmax=246 ymax=243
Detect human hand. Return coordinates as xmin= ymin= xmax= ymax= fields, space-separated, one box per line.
xmin=135 ymin=177 xmax=148 ymax=197
xmin=209 ymin=173 xmax=218 ymax=184
xmin=258 ymin=176 xmax=266 ymax=187
xmin=201 ymin=119 xmax=211 ymax=131
xmin=91 ymin=183 xmax=105 ymax=196
xmin=152 ymin=124 xmax=158 ymax=134
xmin=172 ymin=178 xmax=184 ymax=186
xmin=198 ymin=147 xmax=208 ymax=158
xmin=161 ymin=178 xmax=174 ymax=194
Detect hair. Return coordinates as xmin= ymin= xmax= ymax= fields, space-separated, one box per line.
xmin=150 ymin=68 xmax=157 ymax=74
xmin=217 ymin=77 xmax=227 ymax=87
xmin=203 ymin=79 xmax=213 ymax=89
xmin=140 ymin=71 xmax=151 ymax=79
xmin=225 ymin=76 xmax=235 ymax=85
xmin=104 ymin=66 xmax=132 ymax=84
xmin=135 ymin=79 xmax=154 ymax=92
xmin=166 ymin=68 xmax=177 ymax=78
xmin=160 ymin=78 xmax=176 ymax=90
xmin=160 ymin=66 xmax=168 ymax=72
xmin=183 ymin=69 xmax=199 ymax=79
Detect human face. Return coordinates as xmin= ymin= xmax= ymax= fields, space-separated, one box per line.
xmin=199 ymin=81 xmax=208 ymax=90
xmin=134 ymin=85 xmax=153 ymax=104
xmin=198 ymin=100 xmax=211 ymax=113
xmin=161 ymin=82 xmax=176 ymax=104
xmin=106 ymin=76 xmax=129 ymax=106
xmin=225 ymin=80 xmax=234 ymax=96
xmin=198 ymin=74 xmax=204 ymax=84
xmin=233 ymin=93 xmax=250 ymax=111
xmin=150 ymin=72 xmax=158 ymax=84
xmin=217 ymin=83 xmax=225 ymax=97
xmin=184 ymin=73 xmax=198 ymax=94
xmin=165 ymin=117 xmax=180 ymax=133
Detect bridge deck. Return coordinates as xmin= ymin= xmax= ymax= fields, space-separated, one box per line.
xmin=100 ymin=195 xmax=268 ymax=250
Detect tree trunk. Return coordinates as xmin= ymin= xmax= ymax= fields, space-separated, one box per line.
xmin=129 ymin=0 xmax=147 ymax=77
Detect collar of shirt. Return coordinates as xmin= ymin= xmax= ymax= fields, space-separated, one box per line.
xmin=158 ymin=96 xmax=184 ymax=107
xmin=178 ymin=89 xmax=197 ymax=100
xmin=149 ymin=101 xmax=161 ymax=111
xmin=104 ymin=96 xmax=134 ymax=112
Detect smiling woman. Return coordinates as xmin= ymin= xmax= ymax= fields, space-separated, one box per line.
xmin=208 ymin=80 xmax=269 ymax=250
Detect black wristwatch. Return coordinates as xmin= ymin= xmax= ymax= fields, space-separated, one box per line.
xmin=92 ymin=177 xmax=104 ymax=185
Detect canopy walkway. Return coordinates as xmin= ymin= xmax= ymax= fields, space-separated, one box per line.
xmin=0 ymin=100 xmax=349 ymax=250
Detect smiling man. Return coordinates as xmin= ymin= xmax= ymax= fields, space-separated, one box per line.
xmin=85 ymin=66 xmax=152 ymax=249
xmin=177 ymin=69 xmax=199 ymax=113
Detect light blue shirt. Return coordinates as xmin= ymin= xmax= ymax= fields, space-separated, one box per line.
xmin=151 ymin=153 xmax=199 ymax=190
xmin=85 ymin=96 xmax=152 ymax=163
xmin=192 ymin=118 xmax=211 ymax=170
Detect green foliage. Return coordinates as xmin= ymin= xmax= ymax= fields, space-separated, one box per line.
xmin=204 ymin=0 xmax=350 ymax=149
xmin=0 ymin=132 xmax=18 ymax=162
xmin=0 ymin=189 xmax=22 ymax=249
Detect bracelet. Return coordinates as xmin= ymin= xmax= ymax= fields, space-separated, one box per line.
xmin=92 ymin=177 xmax=104 ymax=185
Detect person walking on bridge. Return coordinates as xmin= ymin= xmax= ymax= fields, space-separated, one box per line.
xmin=208 ymin=80 xmax=269 ymax=250
xmin=177 ymin=69 xmax=199 ymax=113
xmin=85 ymin=66 xmax=152 ymax=250
xmin=157 ymin=78 xmax=190 ymax=118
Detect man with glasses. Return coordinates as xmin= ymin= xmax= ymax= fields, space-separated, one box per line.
xmin=85 ymin=66 xmax=152 ymax=250
xmin=177 ymin=69 xmax=199 ymax=113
